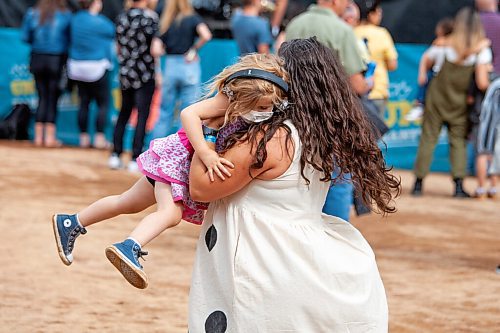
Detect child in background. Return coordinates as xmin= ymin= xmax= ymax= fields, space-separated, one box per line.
xmin=473 ymin=77 xmax=500 ymax=199
xmin=51 ymin=54 xmax=289 ymax=289
xmin=406 ymin=17 xmax=454 ymax=121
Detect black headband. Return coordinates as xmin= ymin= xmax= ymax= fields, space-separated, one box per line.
xmin=224 ymin=68 xmax=289 ymax=93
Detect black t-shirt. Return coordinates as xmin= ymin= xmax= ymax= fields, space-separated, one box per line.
xmin=160 ymin=14 xmax=203 ymax=55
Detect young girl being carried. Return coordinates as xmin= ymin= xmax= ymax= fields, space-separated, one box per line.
xmin=52 ymin=54 xmax=290 ymax=289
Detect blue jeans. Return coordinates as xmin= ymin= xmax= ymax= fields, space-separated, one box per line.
xmin=322 ymin=172 xmax=353 ymax=222
xmin=416 ymin=71 xmax=434 ymax=105
xmin=150 ymin=55 xmax=201 ymax=139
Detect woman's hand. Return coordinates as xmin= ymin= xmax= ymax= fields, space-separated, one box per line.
xmin=198 ymin=148 xmax=234 ymax=182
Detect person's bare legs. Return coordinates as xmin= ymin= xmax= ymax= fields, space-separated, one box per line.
xmin=34 ymin=122 xmax=44 ymax=147
xmin=77 ymin=176 xmax=156 ymax=227
xmin=129 ymin=181 xmax=183 ymax=247
xmin=105 ymin=181 xmax=183 ymax=289
xmin=52 ymin=176 xmax=156 ymax=266
xmin=489 ymin=174 xmax=498 ymax=198
xmin=475 ymin=154 xmax=489 ymax=198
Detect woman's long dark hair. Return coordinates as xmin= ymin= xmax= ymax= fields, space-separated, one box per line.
xmin=36 ymin=0 xmax=67 ymax=25
xmin=278 ymin=37 xmax=400 ymax=214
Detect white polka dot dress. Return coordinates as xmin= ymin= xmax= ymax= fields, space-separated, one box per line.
xmin=188 ymin=121 xmax=388 ymax=332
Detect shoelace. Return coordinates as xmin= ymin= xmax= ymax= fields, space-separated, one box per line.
xmin=67 ymin=226 xmax=87 ymax=252
xmin=133 ymin=246 xmax=148 ymax=268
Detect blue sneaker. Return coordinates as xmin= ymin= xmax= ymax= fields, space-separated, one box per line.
xmin=52 ymin=214 xmax=87 ymax=265
xmin=105 ymin=239 xmax=149 ymax=289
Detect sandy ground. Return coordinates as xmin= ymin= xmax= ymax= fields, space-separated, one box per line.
xmin=0 ymin=141 xmax=499 ymax=333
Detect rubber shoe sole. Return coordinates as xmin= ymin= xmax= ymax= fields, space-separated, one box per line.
xmin=52 ymin=214 xmax=72 ymax=266
xmin=105 ymin=246 xmax=148 ymax=289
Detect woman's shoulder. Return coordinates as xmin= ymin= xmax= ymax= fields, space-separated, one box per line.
xmin=57 ymin=8 xmax=72 ymax=17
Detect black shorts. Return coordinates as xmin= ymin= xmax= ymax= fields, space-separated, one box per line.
xmin=146 ymin=176 xmax=155 ymax=187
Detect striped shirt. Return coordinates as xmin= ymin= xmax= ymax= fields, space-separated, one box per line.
xmin=480 ymin=11 xmax=500 ymax=74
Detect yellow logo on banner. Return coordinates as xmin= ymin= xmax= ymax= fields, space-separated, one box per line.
xmin=10 ymin=80 xmax=35 ymax=96
xmin=386 ymin=100 xmax=422 ymax=127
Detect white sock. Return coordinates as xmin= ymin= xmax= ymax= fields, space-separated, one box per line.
xmin=74 ymin=214 xmax=85 ymax=228
xmin=126 ymin=237 xmax=142 ymax=248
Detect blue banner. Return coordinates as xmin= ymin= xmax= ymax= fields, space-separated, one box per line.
xmin=0 ymin=27 xmax=468 ymax=173
xmin=385 ymin=43 xmax=459 ymax=173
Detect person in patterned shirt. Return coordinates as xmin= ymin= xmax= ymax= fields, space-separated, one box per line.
xmin=109 ymin=0 xmax=161 ymax=172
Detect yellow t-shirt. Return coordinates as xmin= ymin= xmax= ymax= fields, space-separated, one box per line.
xmin=355 ymin=24 xmax=398 ymax=99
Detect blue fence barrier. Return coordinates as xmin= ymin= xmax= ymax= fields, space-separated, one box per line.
xmin=0 ymin=27 xmax=468 ymax=173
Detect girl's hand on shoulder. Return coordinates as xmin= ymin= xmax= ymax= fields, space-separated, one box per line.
xmin=199 ymin=149 xmax=234 ymax=182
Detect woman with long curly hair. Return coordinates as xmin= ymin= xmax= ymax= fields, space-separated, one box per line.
xmin=187 ymin=37 xmax=400 ymax=331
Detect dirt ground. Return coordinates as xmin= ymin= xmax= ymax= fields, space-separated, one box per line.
xmin=0 ymin=141 xmax=499 ymax=333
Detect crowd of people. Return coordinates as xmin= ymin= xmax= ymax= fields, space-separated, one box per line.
xmin=12 ymin=0 xmax=500 ymax=329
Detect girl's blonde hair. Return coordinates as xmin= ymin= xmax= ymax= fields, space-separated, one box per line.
xmin=207 ymin=54 xmax=289 ymax=125
xmin=449 ymin=7 xmax=486 ymax=62
xmin=159 ymin=0 xmax=194 ymax=34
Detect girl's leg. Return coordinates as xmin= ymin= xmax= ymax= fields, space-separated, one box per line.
xmin=106 ymin=182 xmax=183 ymax=289
xmin=78 ymin=176 xmax=156 ymax=227
xmin=52 ymin=176 xmax=156 ymax=266
xmin=128 ymin=182 xmax=183 ymax=247
xmin=475 ymin=154 xmax=489 ymax=198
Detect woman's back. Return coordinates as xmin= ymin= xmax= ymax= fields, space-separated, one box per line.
xmin=160 ymin=14 xmax=203 ymax=55
xmin=69 ymin=11 xmax=114 ymax=61
xmin=188 ymin=121 xmax=388 ymax=332
xmin=21 ymin=7 xmax=71 ymax=55
xmin=223 ymin=121 xmax=329 ymax=221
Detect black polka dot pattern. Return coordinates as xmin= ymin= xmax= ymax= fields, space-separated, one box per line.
xmin=205 ymin=225 xmax=217 ymax=252
xmin=205 ymin=311 xmax=227 ymax=333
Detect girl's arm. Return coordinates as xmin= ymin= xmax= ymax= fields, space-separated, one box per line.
xmin=189 ymin=127 xmax=292 ymax=202
xmin=417 ymin=52 xmax=433 ymax=86
xmin=181 ymin=93 xmax=233 ymax=181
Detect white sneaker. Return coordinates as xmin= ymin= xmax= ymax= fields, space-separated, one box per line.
xmin=127 ymin=160 xmax=139 ymax=173
xmin=108 ymin=154 xmax=123 ymax=170
xmin=405 ymin=105 xmax=424 ymax=121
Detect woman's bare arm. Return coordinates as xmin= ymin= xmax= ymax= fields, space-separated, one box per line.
xmin=189 ymin=127 xmax=292 ymax=202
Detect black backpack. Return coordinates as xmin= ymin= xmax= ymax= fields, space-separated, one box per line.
xmin=0 ymin=104 xmax=32 ymax=140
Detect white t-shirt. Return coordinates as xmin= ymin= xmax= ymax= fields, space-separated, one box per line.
xmin=425 ymin=46 xmax=492 ymax=73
